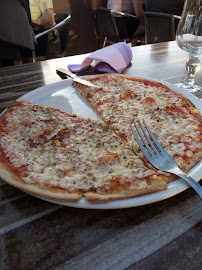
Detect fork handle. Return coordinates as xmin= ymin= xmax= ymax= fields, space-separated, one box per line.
xmin=176 ymin=170 xmax=202 ymax=199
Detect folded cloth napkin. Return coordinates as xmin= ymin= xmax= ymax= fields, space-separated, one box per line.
xmin=68 ymin=42 xmax=132 ymax=74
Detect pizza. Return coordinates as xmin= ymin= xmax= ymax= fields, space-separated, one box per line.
xmin=0 ymin=74 xmax=201 ymax=203
xmin=0 ymin=100 xmax=168 ymax=202
xmin=74 ymin=74 xmax=202 ymax=176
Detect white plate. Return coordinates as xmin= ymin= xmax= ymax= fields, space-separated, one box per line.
xmin=16 ymin=76 xmax=202 ymax=209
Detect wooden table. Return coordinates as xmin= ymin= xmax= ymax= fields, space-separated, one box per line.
xmin=0 ymin=41 xmax=201 ymax=270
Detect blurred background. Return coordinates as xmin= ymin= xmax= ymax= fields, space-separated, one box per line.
xmin=53 ymin=0 xmax=107 ymax=56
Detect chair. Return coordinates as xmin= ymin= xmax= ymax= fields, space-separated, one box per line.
xmin=32 ymin=12 xmax=71 ymax=61
xmin=144 ymin=12 xmax=181 ymax=44
xmin=97 ymin=7 xmax=144 ymax=47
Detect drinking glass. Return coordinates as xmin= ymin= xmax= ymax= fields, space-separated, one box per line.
xmin=176 ymin=0 xmax=202 ymax=92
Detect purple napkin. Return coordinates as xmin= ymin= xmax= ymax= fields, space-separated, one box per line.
xmin=68 ymin=42 xmax=132 ymax=74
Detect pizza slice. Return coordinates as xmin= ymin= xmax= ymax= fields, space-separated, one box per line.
xmin=0 ymin=100 xmax=168 ymax=202
xmin=74 ymin=73 xmax=202 ymax=177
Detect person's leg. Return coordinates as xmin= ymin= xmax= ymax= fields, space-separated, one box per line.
xmin=0 ymin=42 xmax=21 ymax=67
xmin=0 ymin=59 xmax=14 ymax=68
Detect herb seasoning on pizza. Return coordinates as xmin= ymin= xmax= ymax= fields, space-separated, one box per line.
xmin=0 ymin=100 xmax=168 ymax=202
xmin=74 ymin=74 xmax=202 ymax=176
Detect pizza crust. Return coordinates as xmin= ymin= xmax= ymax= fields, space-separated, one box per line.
xmin=85 ymin=180 xmax=167 ymax=202
xmin=0 ymin=142 xmax=167 ymax=203
xmin=0 ymin=161 xmax=83 ymax=202
xmin=0 ymin=161 xmax=168 ymax=203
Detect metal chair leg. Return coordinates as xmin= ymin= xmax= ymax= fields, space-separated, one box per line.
xmin=103 ymin=37 xmax=107 ymax=47
xmin=32 ymin=50 xmax=36 ymax=62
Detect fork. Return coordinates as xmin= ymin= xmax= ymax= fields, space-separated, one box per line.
xmin=131 ymin=120 xmax=202 ymax=199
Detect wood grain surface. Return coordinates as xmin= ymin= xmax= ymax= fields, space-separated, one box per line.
xmin=0 ymin=41 xmax=201 ymax=270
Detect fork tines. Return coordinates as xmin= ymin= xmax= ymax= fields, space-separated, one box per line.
xmin=130 ymin=120 xmax=165 ymax=163
xmin=130 ymin=120 xmax=202 ymax=199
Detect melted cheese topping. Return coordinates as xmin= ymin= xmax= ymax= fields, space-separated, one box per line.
xmin=0 ymin=101 xmax=160 ymax=194
xmin=77 ymin=75 xmax=202 ymax=171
